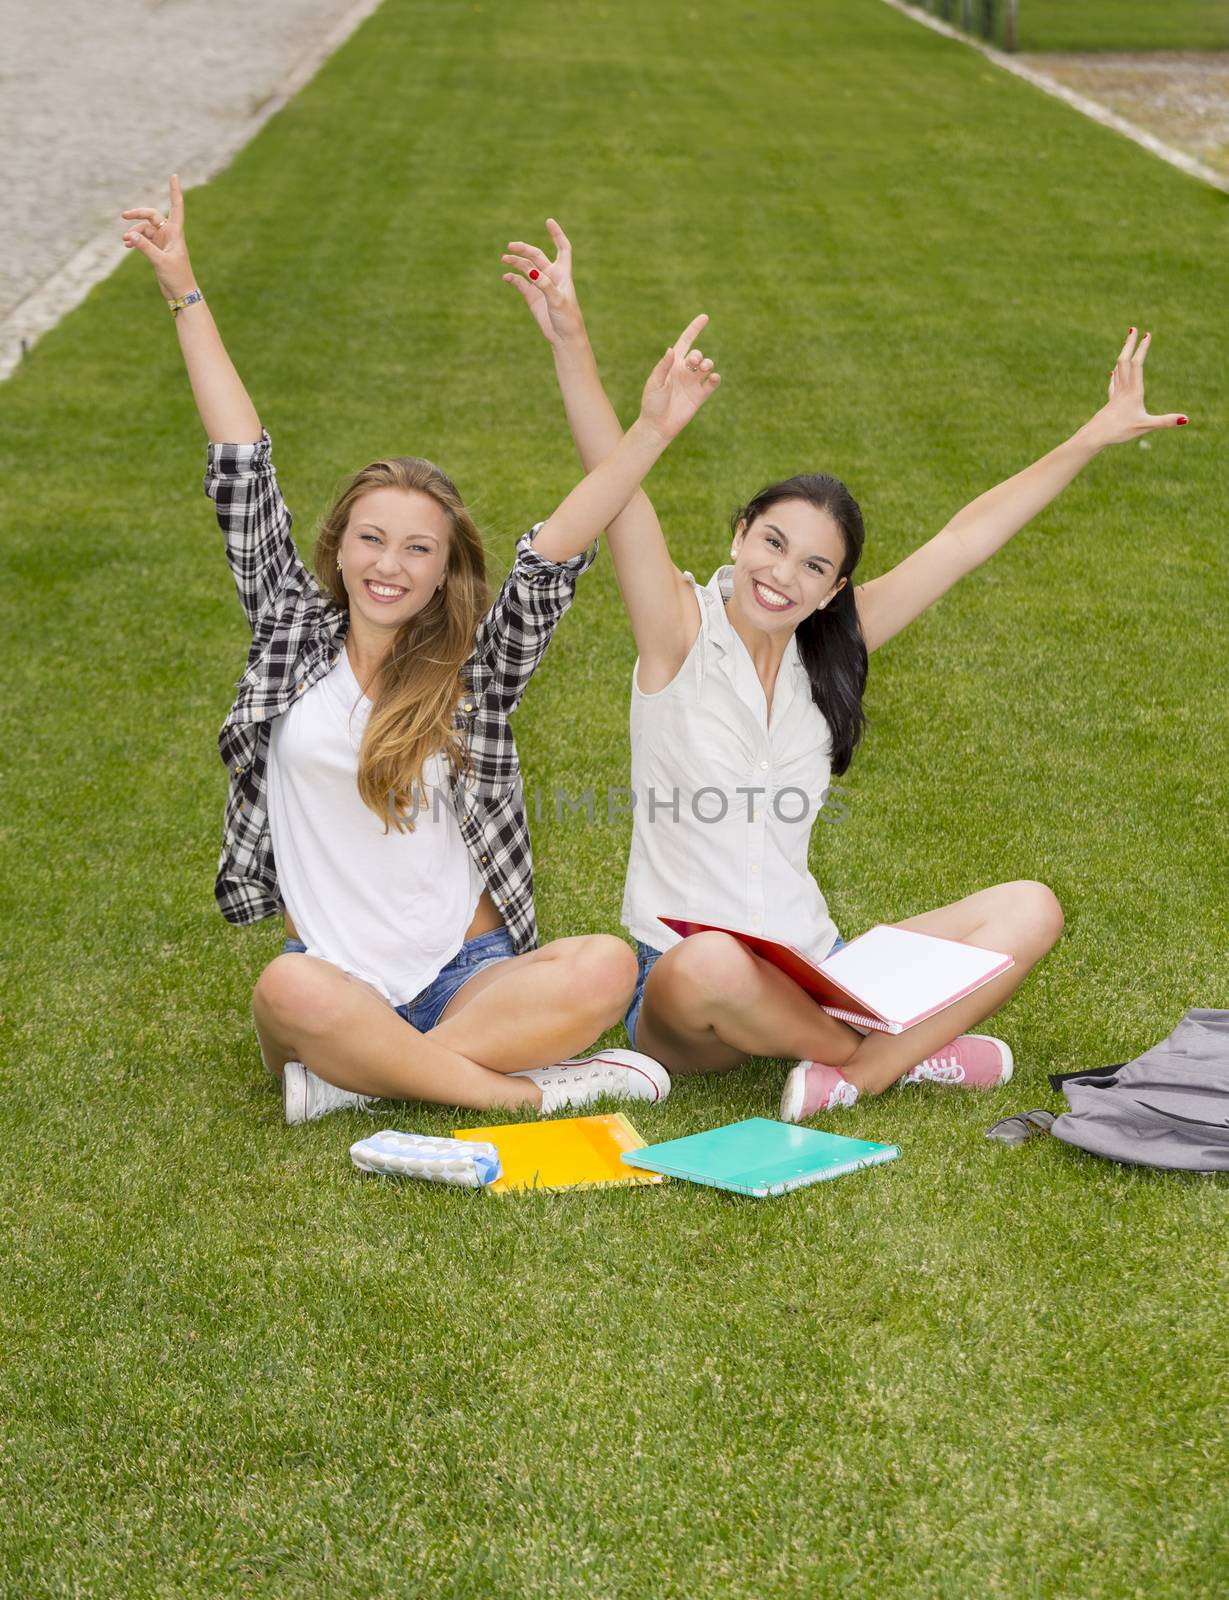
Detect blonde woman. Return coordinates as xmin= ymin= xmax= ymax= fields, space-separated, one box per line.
xmin=123 ymin=178 xmax=720 ymax=1123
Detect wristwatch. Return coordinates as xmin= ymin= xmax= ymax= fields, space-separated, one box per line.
xmin=167 ymin=289 xmax=204 ymax=317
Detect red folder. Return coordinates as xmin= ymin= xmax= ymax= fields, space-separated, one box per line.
xmin=658 ymin=917 xmax=1014 ymax=1035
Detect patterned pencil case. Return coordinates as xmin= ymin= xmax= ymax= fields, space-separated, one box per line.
xmin=350 ymin=1129 xmax=502 ymax=1188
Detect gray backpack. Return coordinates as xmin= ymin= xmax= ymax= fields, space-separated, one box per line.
xmin=990 ymin=1009 xmax=1229 ymax=1174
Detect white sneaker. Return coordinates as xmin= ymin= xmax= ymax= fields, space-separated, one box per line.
xmin=511 ymin=1049 xmax=670 ymax=1114
xmin=283 ymin=1061 xmax=374 ymax=1125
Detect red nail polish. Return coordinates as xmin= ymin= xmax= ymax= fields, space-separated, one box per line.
xmin=529 ymin=269 xmax=539 ymax=280
xmin=1177 ymin=416 xmax=1188 ymax=426
xmin=1128 ymin=327 xmax=1135 ymax=334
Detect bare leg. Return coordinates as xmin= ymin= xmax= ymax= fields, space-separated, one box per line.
xmin=251 ymin=934 xmax=639 ymax=1111
xmin=429 ymin=934 xmax=638 ymax=1068
xmin=634 ymin=931 xmax=863 ymax=1075
xmin=633 ymin=881 xmax=1063 ymax=1093
xmin=252 ymin=955 xmax=540 ymax=1111
xmin=841 ymin=880 xmax=1064 ymax=1097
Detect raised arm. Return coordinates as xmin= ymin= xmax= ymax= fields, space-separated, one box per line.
xmin=121 ymin=175 xmax=262 ymax=444
xmin=855 ymin=329 xmax=1189 ymax=654
xmin=123 ymin=176 xmax=308 ymax=631
xmin=529 ymin=316 xmax=720 ymax=567
xmin=502 ymin=223 xmax=707 ymax=688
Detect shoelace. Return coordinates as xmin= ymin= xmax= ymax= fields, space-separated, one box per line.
xmin=539 ymin=1062 xmax=617 ymax=1112
xmin=913 ymin=1057 xmax=966 ymax=1084
xmin=570 ymin=1063 xmax=616 ymax=1090
xmin=826 ymin=1078 xmax=859 ymax=1109
xmin=317 ymin=1075 xmax=374 ymax=1112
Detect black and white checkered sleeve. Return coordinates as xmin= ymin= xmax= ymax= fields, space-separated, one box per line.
xmin=203 ymin=431 xmax=310 ymax=634
xmin=469 ymin=524 xmax=598 ymax=716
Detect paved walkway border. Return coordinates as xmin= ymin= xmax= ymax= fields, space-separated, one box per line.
xmin=7 ymin=0 xmax=1224 ymax=386
xmin=880 ymin=0 xmax=1229 ymax=196
xmin=0 ymin=0 xmax=386 ymax=383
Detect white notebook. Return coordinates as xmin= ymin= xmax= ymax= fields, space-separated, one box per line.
xmin=658 ymin=917 xmax=1014 ymax=1035
xmin=817 ymin=925 xmax=1013 ymax=1031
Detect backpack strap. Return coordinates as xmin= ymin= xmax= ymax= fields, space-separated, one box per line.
xmin=1047 ymin=1064 xmax=1125 ymax=1093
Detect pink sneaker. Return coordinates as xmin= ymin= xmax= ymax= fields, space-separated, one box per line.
xmin=780 ymin=1060 xmax=859 ymax=1122
xmin=904 ymin=1034 xmax=1013 ymax=1089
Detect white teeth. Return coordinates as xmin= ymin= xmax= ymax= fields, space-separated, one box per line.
xmin=367 ymin=582 xmax=405 ymax=598
xmin=754 ymin=581 xmax=792 ymax=610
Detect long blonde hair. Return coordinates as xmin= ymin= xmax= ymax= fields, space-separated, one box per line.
xmin=313 ymin=457 xmax=489 ymax=831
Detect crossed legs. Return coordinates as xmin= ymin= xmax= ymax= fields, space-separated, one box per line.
xmin=634 ymin=880 xmax=1064 ymax=1095
xmin=252 ymin=934 xmax=638 ymax=1112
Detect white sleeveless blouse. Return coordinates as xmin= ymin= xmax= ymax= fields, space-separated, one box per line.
xmin=621 ymin=566 xmax=841 ymax=962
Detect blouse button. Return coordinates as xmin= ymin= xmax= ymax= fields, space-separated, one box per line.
xmin=759 ymin=759 xmax=769 ymax=770
xmin=481 ymin=854 xmax=489 ymax=864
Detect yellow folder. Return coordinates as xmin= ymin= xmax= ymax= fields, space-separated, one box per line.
xmin=455 ymin=1112 xmax=666 ymax=1195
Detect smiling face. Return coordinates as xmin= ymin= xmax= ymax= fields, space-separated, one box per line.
xmin=337 ymin=486 xmax=453 ymax=635
xmin=730 ymin=497 xmax=849 ymax=633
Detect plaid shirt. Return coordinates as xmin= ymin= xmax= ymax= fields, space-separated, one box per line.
xmin=203 ymin=432 xmax=595 ymax=955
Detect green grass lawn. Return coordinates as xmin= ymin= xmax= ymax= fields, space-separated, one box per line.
xmin=2 ymin=0 xmax=1227 ymax=1593
xmin=918 ymin=0 xmax=1229 ymax=51
xmin=1017 ymin=0 xmax=1229 ymax=51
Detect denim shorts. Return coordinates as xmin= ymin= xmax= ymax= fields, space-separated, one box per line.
xmin=281 ymin=925 xmax=517 ymax=1032
xmin=623 ymin=931 xmax=845 ymax=1050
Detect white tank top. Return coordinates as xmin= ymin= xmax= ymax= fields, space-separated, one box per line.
xmin=621 ymin=566 xmax=840 ymax=962
xmin=266 ymin=652 xmax=483 ymax=1005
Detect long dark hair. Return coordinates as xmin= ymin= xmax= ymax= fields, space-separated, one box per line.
xmin=731 ymin=474 xmax=868 ymax=775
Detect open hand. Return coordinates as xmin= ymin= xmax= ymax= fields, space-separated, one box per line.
xmin=1085 ymin=328 xmax=1188 ymax=447
xmin=502 ymin=220 xmax=585 ymax=346
xmin=121 ymin=174 xmax=195 ymax=299
xmin=639 ymin=314 xmax=721 ymax=443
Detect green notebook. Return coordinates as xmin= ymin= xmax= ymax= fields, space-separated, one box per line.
xmin=621 ymin=1117 xmax=900 ymax=1197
